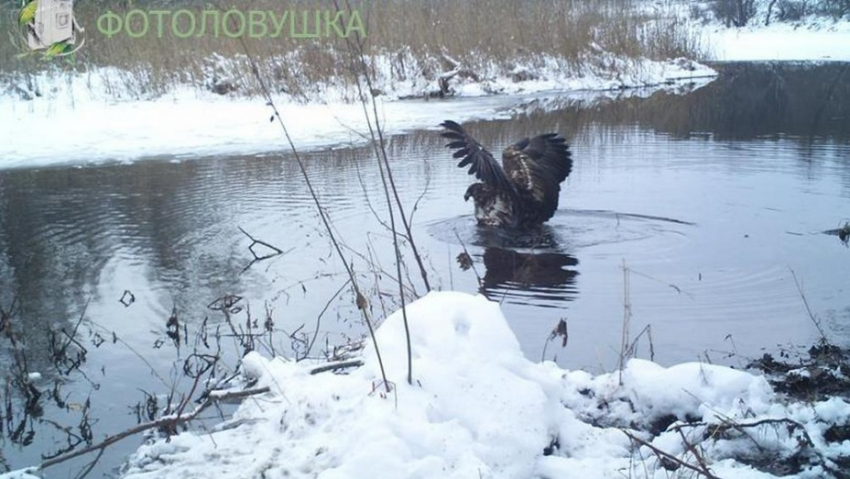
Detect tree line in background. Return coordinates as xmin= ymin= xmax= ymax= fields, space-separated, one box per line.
xmin=704 ymin=0 xmax=849 ymax=27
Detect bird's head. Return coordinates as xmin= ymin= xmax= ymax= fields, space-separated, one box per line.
xmin=464 ymin=183 xmax=482 ymax=202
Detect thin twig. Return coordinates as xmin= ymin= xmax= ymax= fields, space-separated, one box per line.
xmin=38 ymin=386 xmax=271 ymax=471
xmin=788 ymin=267 xmax=827 ymax=342
xmin=619 ymin=259 xmax=632 ymax=385
xmin=309 ymin=359 xmax=365 ymax=375
xmin=334 ymin=3 xmax=418 ymax=384
xmin=209 ymin=1 xmax=391 ymax=393
xmin=621 ymin=430 xmax=722 ymax=479
xmin=304 ymin=279 xmax=351 ymax=360
xmin=676 ymin=427 xmax=713 ymax=474
xmin=453 ymin=231 xmax=485 ymax=295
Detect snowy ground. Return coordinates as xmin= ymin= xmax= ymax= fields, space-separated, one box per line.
xmin=13 ymin=292 xmax=829 ymax=479
xmin=0 ymin=57 xmax=714 ymax=170
xmin=2 ymin=4 xmax=849 ymax=169
xmin=3 ymin=13 xmax=849 ymax=169
xmin=702 ymin=20 xmax=850 ymax=62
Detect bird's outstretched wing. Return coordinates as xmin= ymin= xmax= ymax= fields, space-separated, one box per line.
xmin=502 ymin=133 xmax=572 ymax=222
xmin=440 ymin=120 xmax=514 ymax=193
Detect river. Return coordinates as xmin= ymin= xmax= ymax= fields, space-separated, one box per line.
xmin=1 ymin=61 xmax=849 ymax=477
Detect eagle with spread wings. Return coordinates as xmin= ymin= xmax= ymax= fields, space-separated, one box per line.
xmin=440 ymin=120 xmax=573 ymax=228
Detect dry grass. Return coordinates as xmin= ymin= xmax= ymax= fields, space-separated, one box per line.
xmin=0 ymin=0 xmax=706 ymax=100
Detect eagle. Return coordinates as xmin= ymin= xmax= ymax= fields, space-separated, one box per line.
xmin=440 ymin=120 xmax=573 ymax=228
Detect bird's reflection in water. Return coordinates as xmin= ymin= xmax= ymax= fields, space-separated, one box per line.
xmin=468 ymin=223 xmax=561 ymax=249
xmin=433 ymin=217 xmax=580 ymax=307
xmin=477 ymin=247 xmax=579 ymax=308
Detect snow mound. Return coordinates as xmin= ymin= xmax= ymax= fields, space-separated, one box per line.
xmin=120 ymin=292 xmax=850 ymax=479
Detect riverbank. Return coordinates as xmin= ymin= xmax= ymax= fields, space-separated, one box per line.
xmin=701 ymin=18 xmax=850 ymax=61
xmin=0 ymin=0 xmax=715 ymax=168
xmin=4 ymin=2 xmax=849 ymax=168
xmin=107 ymin=292 xmax=849 ymax=479
xmin=0 ymin=57 xmax=714 ymax=170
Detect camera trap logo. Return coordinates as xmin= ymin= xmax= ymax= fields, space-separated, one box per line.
xmin=16 ymin=0 xmax=84 ymax=58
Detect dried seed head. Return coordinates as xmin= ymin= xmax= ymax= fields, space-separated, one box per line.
xmin=456 ymin=252 xmax=473 ymax=271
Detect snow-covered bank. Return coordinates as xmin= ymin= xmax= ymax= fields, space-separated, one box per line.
xmin=111 ymin=292 xmax=850 ymax=479
xmin=0 ymin=58 xmax=714 ymax=170
xmin=673 ymin=0 xmax=850 ymax=61
xmin=703 ymin=21 xmax=850 ymax=61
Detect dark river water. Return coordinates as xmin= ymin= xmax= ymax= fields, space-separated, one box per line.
xmin=1 ymin=62 xmax=849 ymax=477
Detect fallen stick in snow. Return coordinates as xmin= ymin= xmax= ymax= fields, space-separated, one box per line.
xmin=34 ymin=357 xmax=364 ymax=473
xmin=37 ymin=386 xmax=272 ymax=472
xmin=621 ymin=429 xmax=722 ymax=479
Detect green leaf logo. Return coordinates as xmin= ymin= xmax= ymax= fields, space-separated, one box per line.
xmin=19 ymin=0 xmax=38 ymax=26
xmin=44 ymin=41 xmax=72 ymax=58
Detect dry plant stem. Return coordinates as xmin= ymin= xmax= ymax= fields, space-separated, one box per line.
xmin=672 ymin=416 xmax=842 ymax=476
xmin=619 ymin=259 xmax=632 ymax=384
xmin=58 ymin=298 xmax=91 ymax=359
xmin=339 ymin=0 xmax=433 ymax=295
xmin=84 ymin=318 xmax=171 ymax=389
xmin=336 ymin=0 xmax=416 ymax=386
xmin=72 ymin=448 xmax=104 ymax=479
xmin=453 ymin=231 xmax=485 ymax=294
xmin=305 ymin=279 xmax=352 ymax=359
xmin=309 ymin=359 xmax=365 ymax=375
xmin=340 ymin=240 xmax=417 ymax=297
xmin=621 ymin=430 xmax=722 ymax=479
xmin=209 ymin=3 xmax=391 ymax=393
xmin=788 ymin=267 xmax=827 ymax=341
xmin=676 ymin=428 xmax=713 ymax=475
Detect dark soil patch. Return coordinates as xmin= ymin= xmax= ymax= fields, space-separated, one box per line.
xmin=747 ymin=342 xmax=850 ymax=401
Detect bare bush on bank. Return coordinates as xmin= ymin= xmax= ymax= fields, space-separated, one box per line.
xmin=0 ymin=0 xmax=705 ymax=100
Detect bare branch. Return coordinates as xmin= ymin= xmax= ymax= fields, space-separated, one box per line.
xmin=621 ymin=430 xmax=722 ymax=479
xmin=38 ymin=386 xmax=271 ymax=471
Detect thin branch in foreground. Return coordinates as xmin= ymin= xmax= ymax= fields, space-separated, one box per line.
xmin=788 ymin=267 xmax=827 ymax=342
xmin=206 ymin=0 xmax=391 ymax=393
xmin=334 ymin=2 xmax=419 ymax=385
xmin=37 ymin=386 xmax=271 ymax=471
xmin=304 ymin=279 xmax=352 ymax=360
xmin=676 ymin=427 xmax=714 ymax=475
xmin=540 ymin=318 xmax=568 ymax=363
xmin=453 ymin=230 xmax=484 ymax=295
xmin=618 ymin=259 xmax=632 ymax=385
xmin=35 ymin=353 xmax=368 ymax=472
xmin=621 ymin=429 xmax=722 ymax=479
xmin=308 ymin=359 xmax=365 ymax=375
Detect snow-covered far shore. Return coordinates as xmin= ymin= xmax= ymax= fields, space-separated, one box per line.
xmin=0 ymin=57 xmax=714 ymax=170
xmin=702 ymin=20 xmax=850 ymax=62
xmin=1 ymin=12 xmax=849 ymax=169
xmin=77 ymin=291 xmax=846 ymax=479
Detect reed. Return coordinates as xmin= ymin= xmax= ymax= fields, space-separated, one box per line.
xmin=0 ymin=0 xmax=705 ymax=100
